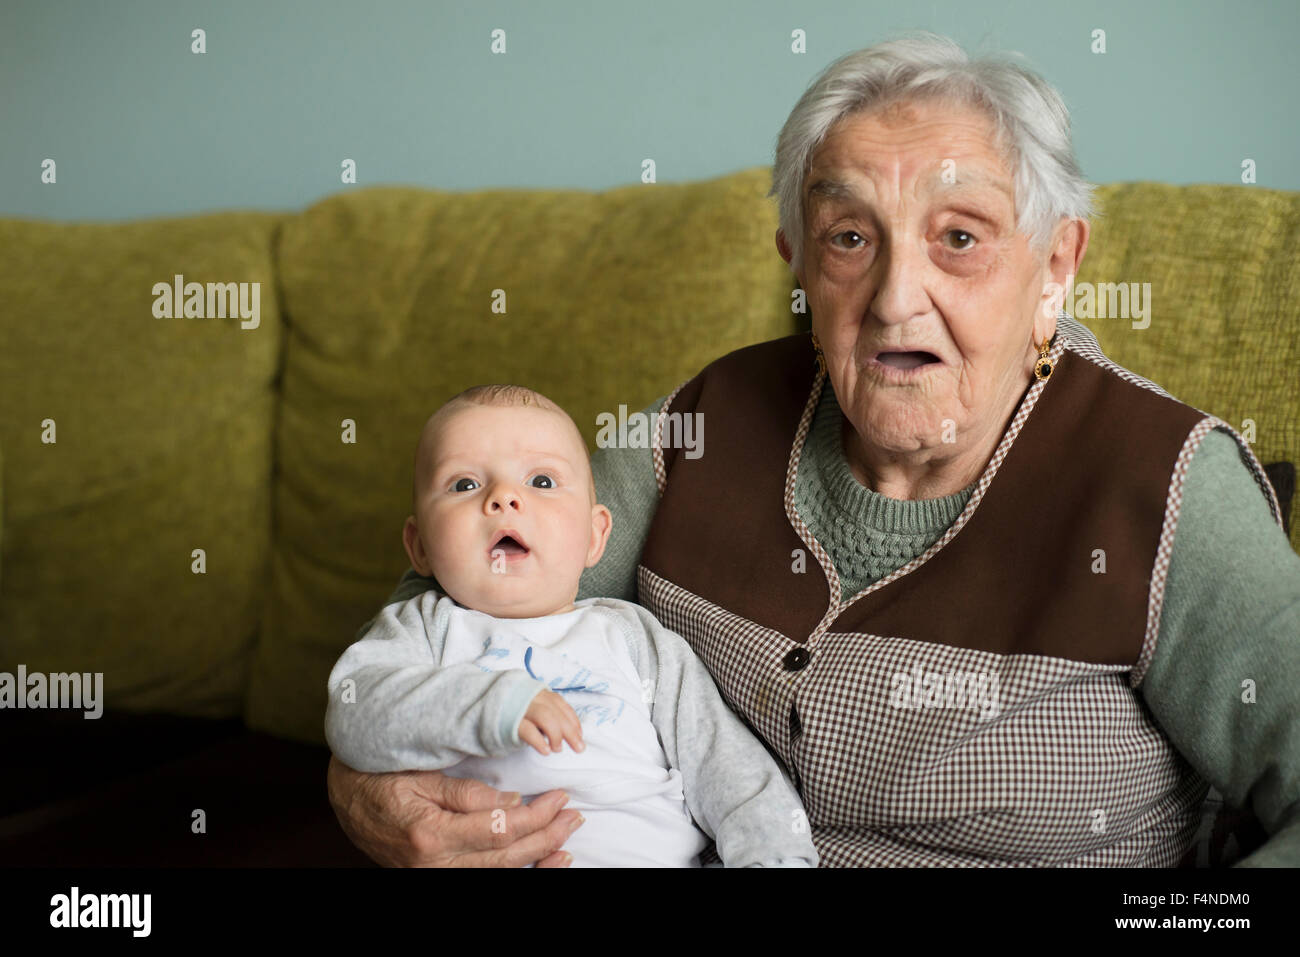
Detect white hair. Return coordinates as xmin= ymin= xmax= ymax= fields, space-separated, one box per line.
xmin=770 ymin=31 xmax=1094 ymax=273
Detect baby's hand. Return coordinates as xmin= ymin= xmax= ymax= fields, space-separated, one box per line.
xmin=519 ymin=689 xmax=585 ymax=756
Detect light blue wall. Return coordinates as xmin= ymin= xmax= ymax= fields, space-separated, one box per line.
xmin=3 ymin=0 xmax=1296 ymax=221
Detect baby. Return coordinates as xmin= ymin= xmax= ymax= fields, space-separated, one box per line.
xmin=325 ymin=384 xmax=817 ymax=867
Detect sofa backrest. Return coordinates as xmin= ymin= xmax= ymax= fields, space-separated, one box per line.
xmin=244 ymin=168 xmax=801 ymax=742
xmin=1080 ymin=182 xmax=1299 ymax=494
xmin=0 ymin=212 xmax=283 ymax=720
xmin=1 ymin=171 xmax=1295 ymax=741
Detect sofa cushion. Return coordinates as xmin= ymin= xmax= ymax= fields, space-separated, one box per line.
xmin=0 ymin=213 xmax=283 ymax=718
xmin=250 ymin=167 xmax=801 ymax=743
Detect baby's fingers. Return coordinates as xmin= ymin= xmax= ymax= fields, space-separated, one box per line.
xmin=549 ymin=711 xmax=584 ymax=754
xmin=540 ymin=716 xmax=571 ymax=754
xmin=561 ymin=709 xmax=585 ymax=753
xmin=565 ymin=724 xmax=586 ymax=753
xmin=537 ymin=712 xmax=584 ymax=755
xmin=550 ymin=698 xmax=585 ymax=753
xmin=518 ymin=719 xmax=552 ymax=756
xmin=530 ymin=714 xmax=570 ymax=754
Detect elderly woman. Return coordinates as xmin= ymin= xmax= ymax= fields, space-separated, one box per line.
xmin=327 ymin=32 xmax=1300 ymax=867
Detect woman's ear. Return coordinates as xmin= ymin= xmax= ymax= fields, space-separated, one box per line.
xmin=402 ymin=516 xmax=433 ymax=576
xmin=1045 ymin=218 xmax=1090 ymax=299
xmin=1036 ymin=217 xmax=1091 ymax=340
xmin=776 ymin=228 xmax=794 ymax=264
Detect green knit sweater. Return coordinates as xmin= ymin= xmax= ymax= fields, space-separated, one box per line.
xmin=568 ymin=385 xmax=1300 ymax=867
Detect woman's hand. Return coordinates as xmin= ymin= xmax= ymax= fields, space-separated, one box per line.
xmin=326 ymin=755 xmax=584 ymax=867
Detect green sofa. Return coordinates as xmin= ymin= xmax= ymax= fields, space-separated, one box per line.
xmin=1 ymin=169 xmax=1295 ymax=865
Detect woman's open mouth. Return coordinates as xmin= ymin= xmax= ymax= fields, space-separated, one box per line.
xmin=869 ymin=350 xmax=943 ymax=379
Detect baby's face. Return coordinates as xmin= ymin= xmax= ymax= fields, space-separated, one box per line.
xmin=405 ymin=403 xmax=611 ymax=618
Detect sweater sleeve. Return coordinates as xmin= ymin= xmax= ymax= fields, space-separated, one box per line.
xmin=1139 ymin=428 xmax=1300 ymax=867
xmin=608 ymin=599 xmax=819 ymax=868
xmin=324 ymin=591 xmax=548 ymax=772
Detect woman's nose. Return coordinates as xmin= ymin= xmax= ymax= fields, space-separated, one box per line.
xmin=871 ymin=235 xmax=932 ymax=326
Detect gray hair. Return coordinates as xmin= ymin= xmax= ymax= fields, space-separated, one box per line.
xmin=770 ymin=31 xmax=1094 ymax=274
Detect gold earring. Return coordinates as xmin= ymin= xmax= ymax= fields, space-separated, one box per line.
xmin=1033 ymin=334 xmax=1054 ymax=381
xmin=812 ymin=331 xmax=826 ymax=376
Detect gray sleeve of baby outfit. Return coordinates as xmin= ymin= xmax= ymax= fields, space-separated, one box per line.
xmin=607 ymin=599 xmax=819 ymax=868
xmin=324 ymin=591 xmax=548 ymax=772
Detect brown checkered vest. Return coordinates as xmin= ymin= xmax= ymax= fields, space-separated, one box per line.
xmin=637 ymin=323 xmax=1281 ymax=866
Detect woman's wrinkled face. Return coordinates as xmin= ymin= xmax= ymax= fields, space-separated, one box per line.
xmin=780 ymin=98 xmax=1059 ymax=466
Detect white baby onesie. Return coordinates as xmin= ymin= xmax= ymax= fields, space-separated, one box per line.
xmin=437 ymin=601 xmax=709 ymax=867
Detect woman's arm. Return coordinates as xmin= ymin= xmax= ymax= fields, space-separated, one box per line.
xmin=1140 ymin=428 xmax=1300 ymax=866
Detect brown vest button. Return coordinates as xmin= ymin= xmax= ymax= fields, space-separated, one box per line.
xmin=783 ymin=647 xmax=811 ymax=671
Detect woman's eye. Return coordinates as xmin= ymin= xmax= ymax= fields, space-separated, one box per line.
xmin=944 ymin=229 xmax=976 ymax=250
xmin=529 ymin=474 xmax=555 ymax=489
xmin=832 ymin=230 xmax=866 ymax=250
xmin=452 ymin=478 xmax=479 ymax=492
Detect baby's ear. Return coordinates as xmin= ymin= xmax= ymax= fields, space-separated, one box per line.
xmin=586 ymin=504 xmax=613 ymax=567
xmin=402 ymin=515 xmax=433 ymax=576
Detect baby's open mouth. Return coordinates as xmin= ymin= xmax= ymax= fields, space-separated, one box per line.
xmin=489 ymin=530 xmax=530 ymax=557
xmin=875 ymin=350 xmax=941 ymax=370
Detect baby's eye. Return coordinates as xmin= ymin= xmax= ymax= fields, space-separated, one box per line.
xmin=529 ymin=474 xmax=555 ymax=489
xmin=944 ymin=229 xmax=977 ymax=250
xmin=452 ymin=478 xmax=479 ymax=492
